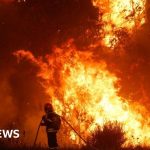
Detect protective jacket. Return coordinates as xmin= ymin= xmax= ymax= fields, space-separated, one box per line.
xmin=41 ymin=112 xmax=61 ymax=132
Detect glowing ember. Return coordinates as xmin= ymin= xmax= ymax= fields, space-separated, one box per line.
xmin=92 ymin=0 xmax=146 ymax=48
xmin=14 ymin=42 xmax=150 ymax=146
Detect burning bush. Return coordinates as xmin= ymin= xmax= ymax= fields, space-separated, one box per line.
xmin=85 ymin=122 xmax=126 ymax=150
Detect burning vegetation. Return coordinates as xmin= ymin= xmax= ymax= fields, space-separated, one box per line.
xmin=92 ymin=0 xmax=146 ymax=48
xmin=12 ymin=0 xmax=150 ymax=148
xmin=0 ymin=0 xmax=150 ymax=149
xmin=14 ymin=39 xmax=150 ymax=147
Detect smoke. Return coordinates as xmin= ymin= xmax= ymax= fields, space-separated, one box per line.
xmin=0 ymin=0 xmax=12 ymax=2
xmin=0 ymin=0 xmax=14 ymax=3
xmin=0 ymin=0 xmax=96 ymax=145
xmin=113 ymin=5 xmax=150 ymax=107
xmin=0 ymin=0 xmax=150 ymax=146
xmin=0 ymin=69 xmax=16 ymax=128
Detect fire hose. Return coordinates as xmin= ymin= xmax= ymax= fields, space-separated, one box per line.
xmin=33 ymin=122 xmax=41 ymax=147
xmin=33 ymin=116 xmax=98 ymax=150
xmin=60 ymin=116 xmax=87 ymax=144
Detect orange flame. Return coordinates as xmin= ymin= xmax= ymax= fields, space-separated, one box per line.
xmin=14 ymin=42 xmax=150 ymax=146
xmin=13 ymin=0 xmax=149 ymax=147
xmin=92 ymin=0 xmax=146 ymax=48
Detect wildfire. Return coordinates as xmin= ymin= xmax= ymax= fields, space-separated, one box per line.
xmin=92 ymin=0 xmax=146 ymax=48
xmin=13 ymin=0 xmax=149 ymax=147
xmin=14 ymin=42 xmax=150 ymax=146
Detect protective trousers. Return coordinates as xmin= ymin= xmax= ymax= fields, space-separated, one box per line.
xmin=47 ymin=131 xmax=58 ymax=149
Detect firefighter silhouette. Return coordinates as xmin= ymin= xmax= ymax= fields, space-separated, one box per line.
xmin=41 ymin=103 xmax=61 ymax=149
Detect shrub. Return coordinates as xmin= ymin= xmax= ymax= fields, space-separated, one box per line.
xmin=86 ymin=122 xmax=126 ymax=150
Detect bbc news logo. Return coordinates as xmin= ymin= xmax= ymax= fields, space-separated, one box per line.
xmin=0 ymin=130 xmax=20 ymax=139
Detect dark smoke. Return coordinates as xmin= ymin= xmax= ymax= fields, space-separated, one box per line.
xmin=0 ymin=0 xmax=150 ymax=145
xmin=0 ymin=0 xmax=98 ymax=144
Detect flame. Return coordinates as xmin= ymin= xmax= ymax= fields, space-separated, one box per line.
xmin=92 ymin=0 xmax=146 ymax=48
xmin=14 ymin=42 xmax=150 ymax=146
xmin=13 ymin=0 xmax=149 ymax=147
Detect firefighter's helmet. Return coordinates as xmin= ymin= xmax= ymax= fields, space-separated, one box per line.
xmin=44 ymin=103 xmax=53 ymax=113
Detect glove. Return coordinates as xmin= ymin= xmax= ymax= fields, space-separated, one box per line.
xmin=41 ymin=115 xmax=52 ymax=125
xmin=42 ymin=115 xmax=46 ymax=122
xmin=40 ymin=115 xmax=46 ymax=126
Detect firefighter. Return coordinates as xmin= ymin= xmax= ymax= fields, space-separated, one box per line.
xmin=41 ymin=103 xmax=61 ymax=150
